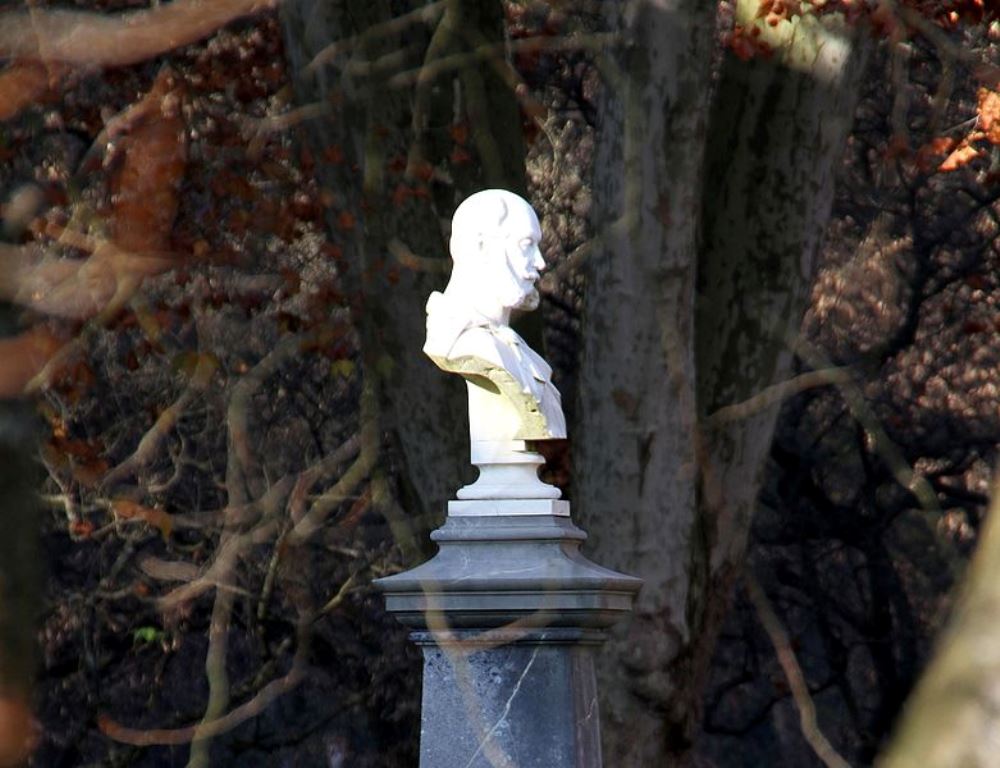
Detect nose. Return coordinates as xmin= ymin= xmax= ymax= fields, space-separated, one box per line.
xmin=532 ymin=248 xmax=545 ymax=272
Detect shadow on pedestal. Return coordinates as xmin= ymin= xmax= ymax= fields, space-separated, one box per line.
xmin=375 ymin=512 xmax=641 ymax=768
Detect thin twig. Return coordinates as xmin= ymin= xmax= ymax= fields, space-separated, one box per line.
xmin=705 ymin=367 xmax=852 ymax=426
xmin=387 ymin=238 xmax=450 ymax=273
xmin=102 ymin=569 xmax=359 ymax=748
xmin=388 ymin=33 xmax=617 ymax=89
xmin=880 ymin=1 xmax=1000 ymax=88
xmin=226 ymin=332 xmax=307 ymax=505
xmin=102 ymin=353 xmax=217 ymax=489
xmin=99 ymin=638 xmax=308 ymax=747
xmin=796 ymin=339 xmax=939 ymax=513
xmin=302 ymin=0 xmax=448 ymax=75
xmin=187 ymin=588 xmax=235 ymax=767
xmin=287 ymin=380 xmax=378 ymax=545
xmin=745 ymin=573 xmax=852 ymax=768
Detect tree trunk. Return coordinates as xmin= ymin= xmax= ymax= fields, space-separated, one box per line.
xmin=878 ymin=481 xmax=1000 ymax=768
xmin=577 ymin=3 xmax=867 ymax=763
xmin=576 ymin=1 xmax=715 ymax=763
xmin=691 ymin=5 xmax=870 ymax=748
xmin=278 ymin=0 xmax=527 ymax=537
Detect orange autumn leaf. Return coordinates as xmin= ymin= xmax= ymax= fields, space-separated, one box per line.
xmin=916 ymin=136 xmax=957 ymax=171
xmin=335 ymin=211 xmax=356 ymax=232
xmin=939 ymin=142 xmax=980 ymax=172
xmin=71 ymin=458 xmax=110 ymax=488
xmin=110 ymin=69 xmax=188 ymax=255
xmin=0 ymin=325 xmax=63 ymax=397
xmin=728 ymin=25 xmax=772 ymax=62
xmin=450 ymin=146 xmax=472 ymax=166
xmin=323 ymin=145 xmax=344 ymax=164
xmin=70 ymin=519 xmax=96 ymax=538
xmin=977 ymin=87 xmax=1000 ymax=144
xmin=110 ymin=499 xmax=145 ymax=520
xmin=0 ymin=60 xmax=67 ymax=122
xmin=408 ymin=159 xmax=435 ymax=182
xmin=46 ymin=431 xmax=109 ymax=486
xmin=50 ymin=436 xmax=102 ymax=462
xmin=449 ymin=122 xmax=469 ymax=145
xmin=0 ymin=696 xmax=37 ymax=766
xmin=112 ymin=499 xmax=173 ymax=540
xmin=145 ymin=508 xmax=174 ymax=540
xmin=391 ymin=183 xmax=411 ymax=208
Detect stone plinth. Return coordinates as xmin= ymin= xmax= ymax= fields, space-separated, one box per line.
xmin=375 ymin=511 xmax=641 ymax=767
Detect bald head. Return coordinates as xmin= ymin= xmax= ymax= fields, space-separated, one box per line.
xmin=447 ymin=189 xmax=545 ymax=319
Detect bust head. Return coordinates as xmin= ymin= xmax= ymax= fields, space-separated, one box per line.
xmin=448 ymin=190 xmax=545 ymax=322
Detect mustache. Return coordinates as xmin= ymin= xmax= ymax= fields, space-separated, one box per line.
xmin=513 ymin=287 xmax=540 ymax=311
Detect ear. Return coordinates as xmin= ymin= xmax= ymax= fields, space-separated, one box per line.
xmin=451 ymin=230 xmax=491 ymax=263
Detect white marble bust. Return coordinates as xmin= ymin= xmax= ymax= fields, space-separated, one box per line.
xmin=424 ymin=190 xmax=566 ymax=449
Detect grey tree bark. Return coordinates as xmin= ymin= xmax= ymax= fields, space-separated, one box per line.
xmin=281 ymin=1 xmax=870 ymax=764
xmin=575 ymin=1 xmax=714 ymax=762
xmin=576 ymin=4 xmax=868 ymax=763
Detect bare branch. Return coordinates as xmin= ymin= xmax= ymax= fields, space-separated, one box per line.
xmin=157 ymin=478 xmax=293 ymax=610
xmin=387 ymin=238 xmax=450 ymax=273
xmin=388 ymin=33 xmax=617 ymax=90
xmin=745 ymin=574 xmax=852 ymax=768
xmin=892 ymin=3 xmax=1000 ymax=85
xmin=0 ymin=60 xmax=68 ymax=122
xmin=226 ymin=332 xmax=309 ymax=505
xmin=187 ymin=589 xmax=235 ymax=767
xmin=242 ymin=100 xmax=329 ymax=156
xmin=0 ymin=0 xmax=276 ymax=68
xmin=137 ymin=555 xmax=201 ymax=583
xmin=287 ymin=382 xmax=378 ymax=546
xmin=796 ymin=339 xmax=939 ymax=513
xmin=102 ymin=354 xmax=218 ymax=489
xmin=879 ymin=480 xmax=1000 ymax=767
xmin=98 ymin=643 xmax=307 ymax=747
xmin=705 ymin=368 xmax=852 ymax=426
xmin=101 ymin=571 xmax=361 ymax=749
xmin=302 ymin=0 xmax=447 ymax=75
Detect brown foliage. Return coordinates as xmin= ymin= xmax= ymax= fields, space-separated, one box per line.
xmin=0 ymin=326 xmax=63 ymax=398
xmin=0 ymin=60 xmax=66 ymax=122
xmin=108 ymin=69 xmax=188 ymax=255
xmin=0 ymin=696 xmax=37 ymax=767
xmin=977 ymin=86 xmax=1000 ymax=143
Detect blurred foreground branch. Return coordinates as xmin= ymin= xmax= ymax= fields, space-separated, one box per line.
xmin=879 ymin=480 xmax=1000 ymax=768
xmin=0 ymin=0 xmax=275 ymax=67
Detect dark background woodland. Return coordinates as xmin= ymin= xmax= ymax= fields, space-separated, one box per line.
xmin=1 ymin=0 xmax=1000 ymax=766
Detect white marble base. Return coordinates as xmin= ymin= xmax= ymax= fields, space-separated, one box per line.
xmin=457 ymin=439 xmax=562 ymax=500
xmin=448 ymin=499 xmax=571 ymax=517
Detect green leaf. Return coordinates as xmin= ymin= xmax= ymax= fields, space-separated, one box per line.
xmin=132 ymin=626 xmax=165 ymax=645
xmin=330 ymin=359 xmax=355 ymax=379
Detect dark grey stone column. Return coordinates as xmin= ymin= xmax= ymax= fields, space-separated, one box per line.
xmin=375 ymin=513 xmax=641 ymax=767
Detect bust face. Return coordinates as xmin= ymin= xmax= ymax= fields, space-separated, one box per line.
xmin=451 ymin=191 xmax=545 ymax=319
xmin=485 ymin=200 xmax=544 ymax=312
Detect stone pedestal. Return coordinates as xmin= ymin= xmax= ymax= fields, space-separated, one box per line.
xmin=375 ymin=511 xmax=641 ymax=768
